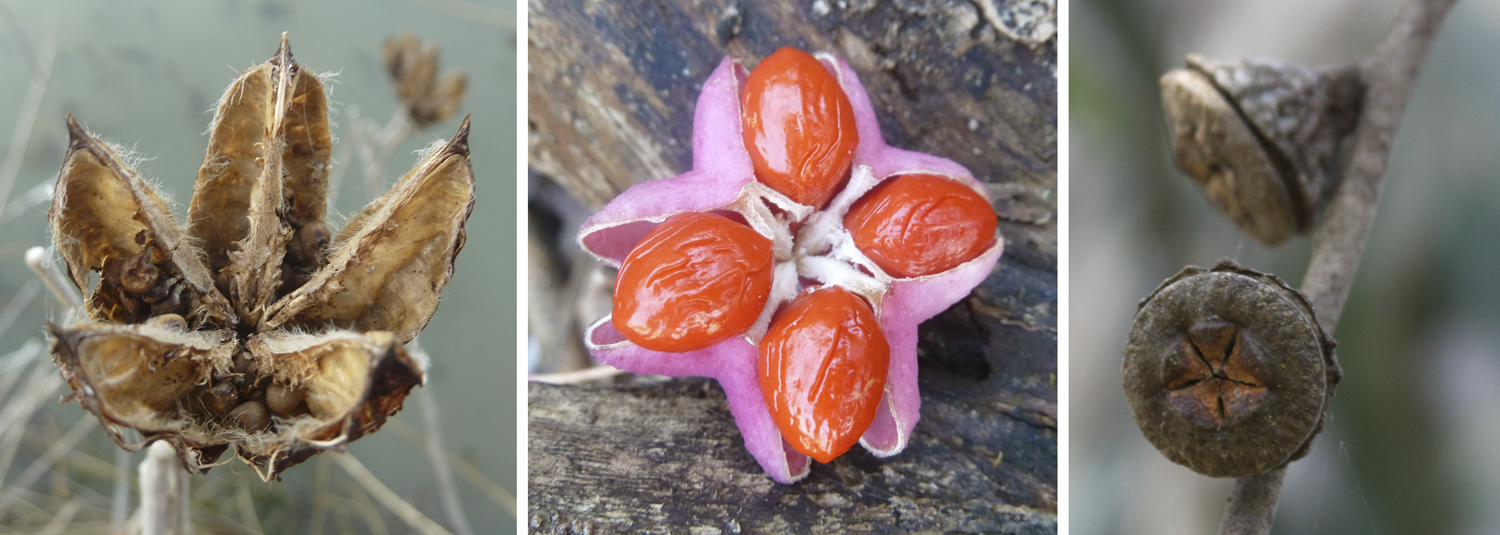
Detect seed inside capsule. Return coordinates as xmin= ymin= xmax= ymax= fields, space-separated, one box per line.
xmin=740 ymin=47 xmax=858 ymax=209
xmin=201 ymin=382 xmax=240 ymax=418
xmin=266 ymin=383 xmax=308 ymax=416
xmin=147 ymin=313 xmax=188 ymax=331
xmin=289 ymin=222 xmax=331 ymax=265
xmin=226 ymin=400 xmax=271 ymax=432
xmin=844 ymin=174 xmax=998 ymax=278
xmin=232 ymin=351 xmax=254 ymax=374
xmin=758 ymin=285 xmax=889 ymax=463
xmin=612 ymin=212 xmax=774 ymax=352
xmin=119 ymin=249 xmax=159 ymax=294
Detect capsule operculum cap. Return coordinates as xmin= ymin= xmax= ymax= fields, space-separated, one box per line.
xmin=1161 ymin=55 xmax=1363 ymax=246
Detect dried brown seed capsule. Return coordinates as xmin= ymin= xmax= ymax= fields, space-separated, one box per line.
xmin=201 ymin=382 xmax=240 ymax=417
xmin=46 ymin=35 xmax=461 ymax=483
xmin=1160 ymin=55 xmax=1362 ymax=246
xmin=226 ymin=400 xmax=271 ymax=432
xmin=1122 ymin=260 xmax=1341 ymax=478
xmin=265 ymin=382 xmax=307 ymax=416
xmin=383 ymin=32 xmax=467 ymax=129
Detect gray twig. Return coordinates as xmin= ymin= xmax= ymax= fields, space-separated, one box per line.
xmin=1217 ymin=0 xmax=1458 ymax=532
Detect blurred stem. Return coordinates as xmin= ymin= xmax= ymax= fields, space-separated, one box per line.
xmin=1218 ymin=0 xmax=1457 ymax=533
xmin=139 ymin=441 xmax=189 ymax=535
xmin=26 ymin=247 xmax=83 ymax=311
xmin=112 ymin=448 xmax=130 ymax=530
xmin=359 ymin=110 xmax=414 ymax=200
xmin=333 ymin=453 xmax=455 ymax=535
xmin=0 ymin=12 xmax=55 ymax=223
xmin=310 ymin=454 xmax=332 ymax=535
xmin=415 ymin=386 xmax=476 ymax=535
xmin=236 ymin=482 xmax=266 ymax=535
xmin=1298 ymin=0 xmax=1458 ymax=328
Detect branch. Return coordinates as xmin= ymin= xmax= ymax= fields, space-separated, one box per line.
xmin=1219 ymin=0 xmax=1457 ymax=532
xmin=1299 ymin=0 xmax=1456 ymax=331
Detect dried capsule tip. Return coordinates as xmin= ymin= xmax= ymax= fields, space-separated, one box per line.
xmin=64 ymin=113 xmax=89 ymax=150
xmin=449 ymin=114 xmax=472 ymax=157
xmin=276 ymin=32 xmax=292 ymax=65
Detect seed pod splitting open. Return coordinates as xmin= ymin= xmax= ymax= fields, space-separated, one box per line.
xmin=577 ymin=49 xmax=1003 ymax=484
xmin=47 ymin=35 xmax=473 ymax=481
xmin=1122 ymin=260 xmax=1340 ymax=478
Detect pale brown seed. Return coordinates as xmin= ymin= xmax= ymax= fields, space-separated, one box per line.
xmin=227 ymin=400 xmax=271 ymax=432
xmin=265 ymin=383 xmax=307 ymax=416
xmin=147 ymin=313 xmax=188 ymax=331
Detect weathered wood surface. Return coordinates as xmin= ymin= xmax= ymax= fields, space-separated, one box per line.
xmin=529 ymin=255 xmax=1056 ymax=534
xmin=527 ymin=0 xmax=1056 ymax=532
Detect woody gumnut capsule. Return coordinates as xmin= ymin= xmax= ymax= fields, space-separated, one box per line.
xmin=578 ymin=47 xmax=1002 ymax=484
xmin=1122 ymin=260 xmax=1341 ymax=478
